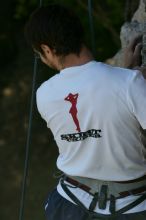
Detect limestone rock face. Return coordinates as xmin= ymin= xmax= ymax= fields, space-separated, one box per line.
xmin=107 ymin=0 xmax=146 ymax=67
xmin=132 ymin=0 xmax=146 ymax=23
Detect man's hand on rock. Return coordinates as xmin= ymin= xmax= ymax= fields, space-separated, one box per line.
xmin=123 ymin=35 xmax=146 ymax=79
xmin=124 ymin=35 xmax=142 ymax=69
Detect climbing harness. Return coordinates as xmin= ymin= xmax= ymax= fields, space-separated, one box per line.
xmin=60 ymin=175 xmax=146 ymax=219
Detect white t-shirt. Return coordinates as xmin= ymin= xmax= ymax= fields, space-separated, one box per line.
xmin=37 ymin=61 xmax=146 ymax=213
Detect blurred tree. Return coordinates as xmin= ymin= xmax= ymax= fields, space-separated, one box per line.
xmin=0 ymin=0 xmax=17 ymax=67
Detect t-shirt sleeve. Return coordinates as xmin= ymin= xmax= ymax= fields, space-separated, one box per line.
xmin=127 ymin=70 xmax=146 ymax=129
xmin=36 ymin=87 xmax=48 ymax=122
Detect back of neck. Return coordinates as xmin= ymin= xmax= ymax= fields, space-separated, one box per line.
xmin=59 ymin=46 xmax=94 ymax=70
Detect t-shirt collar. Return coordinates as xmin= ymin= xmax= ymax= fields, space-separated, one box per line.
xmin=60 ymin=60 xmax=96 ymax=75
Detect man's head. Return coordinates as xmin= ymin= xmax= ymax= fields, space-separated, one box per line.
xmin=25 ymin=4 xmax=84 ymax=69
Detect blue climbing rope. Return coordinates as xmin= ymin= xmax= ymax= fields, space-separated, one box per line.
xmin=88 ymin=0 xmax=96 ymax=56
xmin=18 ymin=1 xmax=42 ymax=220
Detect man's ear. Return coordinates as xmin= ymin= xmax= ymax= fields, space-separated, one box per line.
xmin=40 ymin=44 xmax=51 ymax=54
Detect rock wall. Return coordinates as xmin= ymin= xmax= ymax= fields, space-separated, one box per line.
xmin=107 ymin=0 xmax=146 ymax=67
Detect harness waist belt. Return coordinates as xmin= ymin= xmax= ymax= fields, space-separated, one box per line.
xmin=115 ymin=175 xmax=146 ymax=184
xmin=65 ymin=176 xmax=146 ymax=198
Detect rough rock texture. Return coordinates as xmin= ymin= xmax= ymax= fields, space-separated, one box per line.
xmin=107 ymin=0 xmax=146 ymax=67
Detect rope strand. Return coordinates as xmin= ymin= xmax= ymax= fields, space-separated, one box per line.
xmin=142 ymin=0 xmax=146 ymax=66
xmin=18 ymin=55 xmax=39 ymax=220
xmin=88 ymin=0 xmax=96 ymax=56
xmin=18 ymin=1 xmax=42 ymax=220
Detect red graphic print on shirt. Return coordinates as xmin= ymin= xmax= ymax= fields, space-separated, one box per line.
xmin=64 ymin=93 xmax=81 ymax=132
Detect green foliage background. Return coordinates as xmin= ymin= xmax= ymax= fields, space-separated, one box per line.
xmin=0 ymin=0 xmax=127 ymax=68
xmin=0 ymin=0 xmax=139 ymax=220
xmin=15 ymin=0 xmax=125 ymax=56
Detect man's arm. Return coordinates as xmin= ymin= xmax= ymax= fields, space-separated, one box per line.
xmin=124 ymin=36 xmax=146 ymax=133
xmin=123 ymin=35 xmax=146 ymax=79
xmin=124 ymin=35 xmax=142 ymax=69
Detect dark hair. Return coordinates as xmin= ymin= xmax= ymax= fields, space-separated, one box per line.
xmin=25 ymin=4 xmax=84 ymax=56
